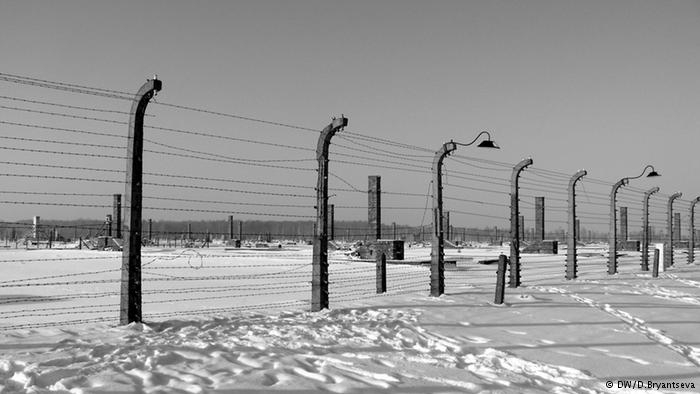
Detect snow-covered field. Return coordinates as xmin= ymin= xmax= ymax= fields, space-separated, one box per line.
xmin=0 ymin=244 xmax=698 ymax=393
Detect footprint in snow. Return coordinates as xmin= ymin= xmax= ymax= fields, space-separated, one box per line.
xmin=606 ymin=353 xmax=650 ymax=365
xmin=588 ymin=347 xmax=649 ymax=365
xmin=291 ymin=366 xmax=328 ymax=383
xmin=237 ymin=353 xmax=265 ymax=368
xmin=374 ymin=358 xmax=395 ymax=368
xmin=464 ymin=336 xmax=490 ymax=344
xmin=261 ymin=372 xmax=279 ymax=386
xmin=554 ymin=350 xmax=585 ymax=357
xmin=518 ymin=343 xmax=538 ymax=348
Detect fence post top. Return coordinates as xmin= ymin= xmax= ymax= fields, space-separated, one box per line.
xmin=513 ymin=157 xmax=533 ymax=170
xmin=316 ymin=116 xmax=348 ymax=158
xmin=569 ymin=169 xmax=587 ymax=186
xmin=437 ymin=141 xmax=457 ymax=156
xmin=646 ymin=186 xmax=660 ymax=196
xmin=331 ymin=116 xmax=348 ymax=129
xmin=134 ymin=77 xmax=162 ymax=98
xmin=432 ymin=141 xmax=458 ymax=170
xmin=150 ymin=78 xmax=162 ymax=92
xmin=613 ymin=178 xmax=628 ymax=189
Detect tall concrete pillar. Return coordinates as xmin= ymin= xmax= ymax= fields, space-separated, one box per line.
xmin=566 ymin=170 xmax=587 ymax=280
xmin=509 ymin=158 xmax=532 ymax=288
xmin=329 ymin=204 xmax=335 ymax=240
xmin=444 ymin=212 xmax=450 ymax=241
xmin=575 ymin=219 xmax=581 ymax=241
xmin=535 ymin=197 xmax=545 ymax=241
xmin=368 ymin=176 xmax=381 ymax=240
xmin=674 ymin=212 xmax=681 ymax=243
xmin=665 ymin=193 xmax=682 ymax=267
xmin=33 ymin=216 xmax=40 ymax=240
xmin=689 ymin=198 xmax=700 ymax=264
xmin=120 ymin=77 xmax=162 ymax=325
xmin=113 ymin=194 xmax=122 ymax=238
xmin=518 ymin=215 xmax=524 ymax=240
xmin=620 ymin=207 xmax=628 ymax=241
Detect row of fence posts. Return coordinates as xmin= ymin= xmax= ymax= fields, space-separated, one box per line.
xmin=510 ymin=164 xmax=694 ymax=288
xmin=425 ymin=139 xmax=696 ymax=304
xmin=115 ymin=77 xmax=695 ymax=324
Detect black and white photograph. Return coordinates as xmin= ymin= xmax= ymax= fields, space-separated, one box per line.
xmin=0 ymin=1 xmax=698 ymax=392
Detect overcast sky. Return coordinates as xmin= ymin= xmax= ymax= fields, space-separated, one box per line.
xmin=0 ymin=0 xmax=699 ymax=232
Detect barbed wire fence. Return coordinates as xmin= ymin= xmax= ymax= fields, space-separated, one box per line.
xmin=0 ymin=72 xmax=695 ymax=330
xmin=0 ymin=72 xmax=135 ymax=329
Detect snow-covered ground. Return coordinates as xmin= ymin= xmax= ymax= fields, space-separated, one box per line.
xmin=0 ymin=244 xmax=698 ymax=393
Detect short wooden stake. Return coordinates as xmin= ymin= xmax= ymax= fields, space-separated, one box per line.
xmin=652 ymin=248 xmax=660 ymax=278
xmin=106 ymin=214 xmax=113 ymax=237
xmin=495 ymin=254 xmax=508 ymax=304
xmin=376 ymin=252 xmax=386 ymax=293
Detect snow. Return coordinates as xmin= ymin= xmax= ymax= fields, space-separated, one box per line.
xmin=0 ymin=245 xmax=698 ymax=393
